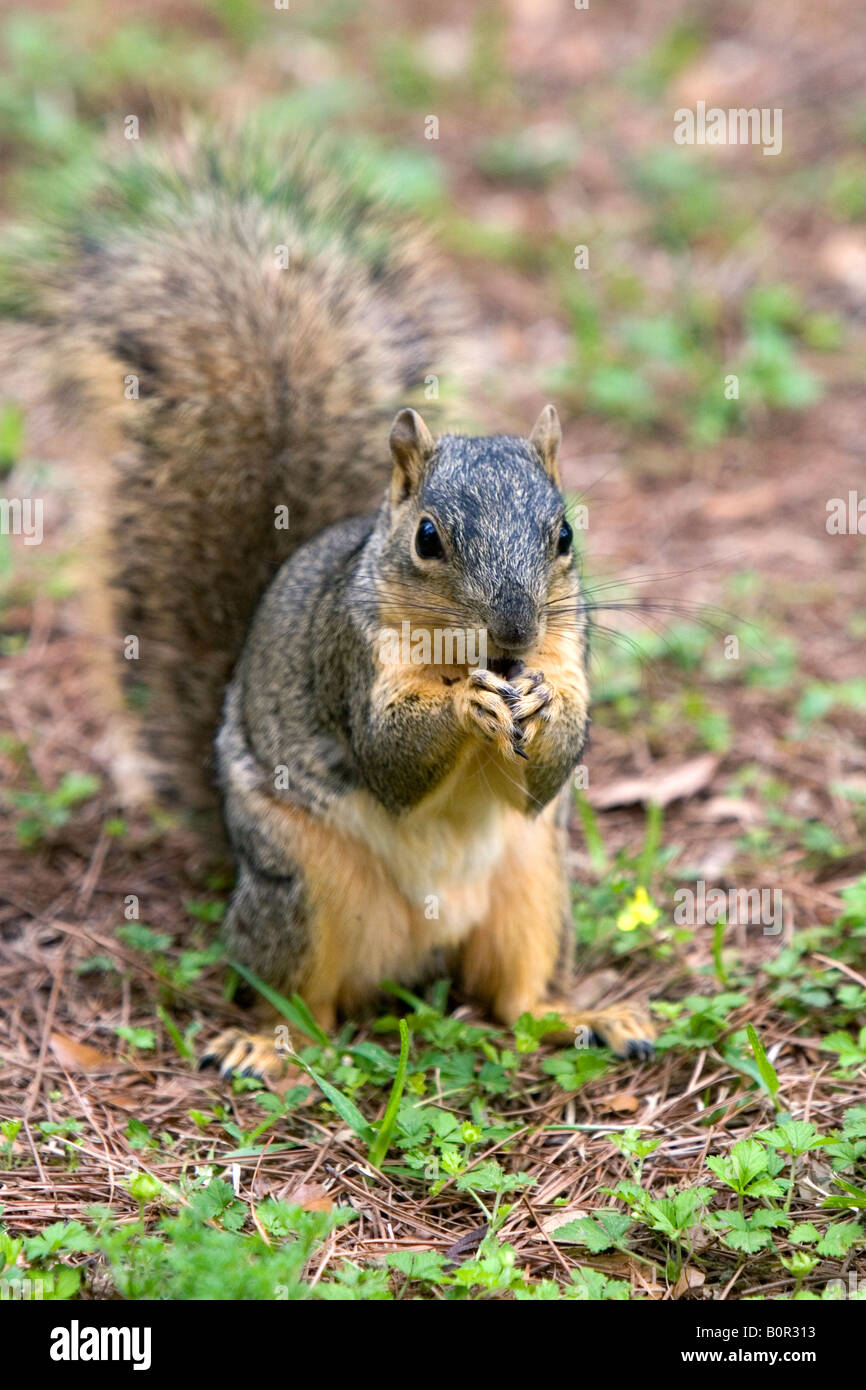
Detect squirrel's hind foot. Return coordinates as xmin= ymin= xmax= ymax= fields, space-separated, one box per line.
xmin=526 ymin=998 xmax=656 ymax=1061
xmin=199 ymin=1027 xmax=292 ymax=1084
xmin=577 ymin=1002 xmax=655 ymax=1060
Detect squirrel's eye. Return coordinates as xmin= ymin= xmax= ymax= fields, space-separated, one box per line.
xmin=415 ymin=517 xmax=445 ymax=560
xmin=557 ymin=520 xmax=573 ymax=556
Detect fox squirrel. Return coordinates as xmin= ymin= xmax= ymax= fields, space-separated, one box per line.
xmin=41 ymin=137 xmax=654 ymax=1075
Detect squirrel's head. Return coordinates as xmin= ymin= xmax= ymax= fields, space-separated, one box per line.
xmin=376 ymin=404 xmax=579 ymax=663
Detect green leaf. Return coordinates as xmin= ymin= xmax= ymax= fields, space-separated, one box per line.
xmin=816 ymin=1221 xmax=863 ymax=1257
xmin=711 ymin=917 xmax=729 ymax=987
xmin=116 ymin=923 xmax=173 ymax=954
xmin=821 ymin=1029 xmax=866 ymax=1068
xmin=55 ymin=771 xmax=100 ymax=806
xmin=229 ymin=961 xmax=330 ymax=1046
xmin=114 ymin=1025 xmax=156 ymax=1051
xmin=707 ymin=1138 xmax=769 ymax=1194
xmin=789 ymin=1223 xmax=822 ymax=1245
xmin=125 ymin=1118 xmax=154 ymax=1150
xmin=711 ymin=1210 xmax=777 ymax=1254
xmin=298 ymin=1063 xmax=372 ymax=1143
xmin=542 ymin=1048 xmax=609 ymax=1089
xmin=0 ymin=402 xmax=23 ymax=473
xmin=513 ymin=1010 xmax=567 ymax=1053
xmin=747 ymin=1023 xmax=780 ymax=1099
xmin=48 ymin=1266 xmax=82 ymax=1300
xmin=551 ymin=1210 xmax=632 ymax=1252
xmin=565 ymin=1266 xmax=631 ymax=1300
xmin=386 ymin=1250 xmax=447 ymax=1281
xmin=24 ymin=1221 xmax=95 ymax=1259
xmin=757 ymin=1120 xmax=825 ymax=1156
xmin=456 ymin=1161 xmax=534 ymax=1195
xmin=824 ymin=1177 xmax=866 ymax=1211
xmin=367 ymin=1018 xmax=410 ymax=1169
xmin=156 ymin=1004 xmax=194 ymax=1060
xmin=745 ymin=1175 xmax=785 ymax=1199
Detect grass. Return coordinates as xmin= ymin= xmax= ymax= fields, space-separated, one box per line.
xmin=3 ymin=987 xmax=866 ymax=1301
xmin=2 ymin=777 xmax=865 ymax=1299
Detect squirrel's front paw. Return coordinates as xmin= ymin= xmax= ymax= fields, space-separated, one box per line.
xmin=457 ymin=669 xmax=525 ymax=761
xmin=505 ymin=670 xmax=553 ymax=747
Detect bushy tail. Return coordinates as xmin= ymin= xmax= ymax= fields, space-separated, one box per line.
xmin=39 ymin=135 xmax=462 ymax=810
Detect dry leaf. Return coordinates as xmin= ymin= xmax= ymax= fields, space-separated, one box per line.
xmin=282 ymin=1181 xmax=333 ymax=1212
xmin=539 ymin=1207 xmax=588 ymax=1235
xmin=673 ymin=1266 xmax=706 ymax=1299
xmin=599 ymin=1252 xmax=664 ymax=1297
xmin=598 ymin=1092 xmax=640 ymax=1115
xmin=673 ymin=42 xmax=765 ymax=108
xmin=703 ymin=481 xmax=779 ymax=522
xmin=821 ymin=231 xmax=866 ymax=301
xmin=587 ymin=754 xmax=719 ymax=810
xmin=49 ymin=1032 xmax=124 ymax=1073
xmin=693 ymin=842 xmax=738 ymax=880
xmin=697 ymin=796 xmax=762 ymax=825
xmin=99 ymin=1090 xmax=145 ymax=1111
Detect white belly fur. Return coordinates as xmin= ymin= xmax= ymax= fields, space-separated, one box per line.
xmin=327 ymin=745 xmax=519 ymax=946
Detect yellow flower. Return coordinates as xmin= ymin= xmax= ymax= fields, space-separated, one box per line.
xmin=617 ymin=886 xmax=660 ymax=933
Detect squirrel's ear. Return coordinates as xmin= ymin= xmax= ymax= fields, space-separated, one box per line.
xmin=389 ymin=408 xmax=435 ymax=504
xmin=529 ymin=404 xmax=562 ymax=486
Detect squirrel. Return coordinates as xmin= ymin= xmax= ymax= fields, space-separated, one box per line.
xmin=39 ymin=136 xmax=655 ymax=1076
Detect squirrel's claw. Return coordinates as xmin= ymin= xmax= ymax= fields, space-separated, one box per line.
xmin=200 ymin=1027 xmax=291 ymax=1084
xmin=459 ymin=666 xmax=555 ymax=762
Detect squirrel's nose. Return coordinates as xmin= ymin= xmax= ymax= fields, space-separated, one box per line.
xmin=488 ymin=609 xmax=539 ymax=653
xmin=489 ymin=621 xmax=536 ymax=652
xmin=488 ymin=585 xmax=539 ymax=653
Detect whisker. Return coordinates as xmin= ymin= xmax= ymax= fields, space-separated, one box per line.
xmin=578 ymin=552 xmax=753 ymax=595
